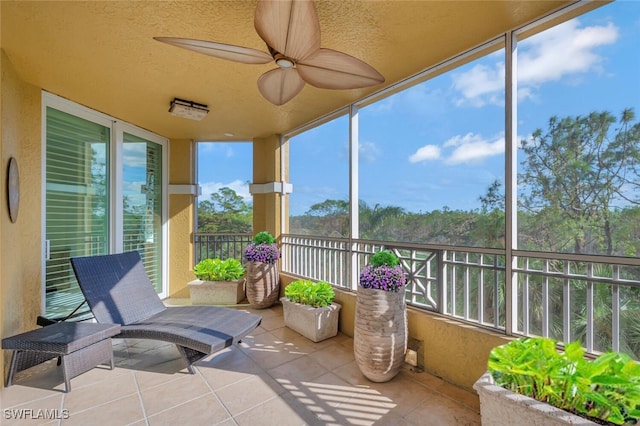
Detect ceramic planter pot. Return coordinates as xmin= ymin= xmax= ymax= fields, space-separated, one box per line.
xmin=354 ymin=286 xmax=407 ymax=382
xmin=188 ymin=279 xmax=245 ymax=305
xmin=280 ymin=297 xmax=341 ymax=342
xmin=473 ymin=372 xmax=597 ymax=425
xmin=245 ymin=261 xmax=279 ymax=308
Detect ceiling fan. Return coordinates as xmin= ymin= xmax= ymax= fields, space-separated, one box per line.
xmin=154 ymin=0 xmax=385 ymax=106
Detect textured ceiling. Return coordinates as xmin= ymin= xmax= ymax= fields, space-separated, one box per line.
xmin=1 ymin=0 xmax=582 ymax=141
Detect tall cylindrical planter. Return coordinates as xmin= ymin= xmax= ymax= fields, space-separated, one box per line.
xmin=354 ymin=286 xmax=407 ymax=382
xmin=245 ymin=261 xmax=280 ymax=309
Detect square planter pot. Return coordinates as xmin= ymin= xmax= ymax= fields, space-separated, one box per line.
xmin=280 ymin=297 xmax=341 ymax=342
xmin=473 ymin=372 xmax=597 ymax=426
xmin=188 ymin=279 xmax=245 ymax=305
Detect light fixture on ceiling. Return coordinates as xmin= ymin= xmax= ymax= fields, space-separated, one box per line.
xmin=169 ymin=98 xmax=209 ymax=121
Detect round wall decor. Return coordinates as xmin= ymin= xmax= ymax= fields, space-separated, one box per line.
xmin=7 ymin=157 xmax=19 ymax=223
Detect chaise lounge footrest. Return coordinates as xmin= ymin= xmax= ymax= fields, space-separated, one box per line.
xmin=2 ymin=322 xmax=120 ymax=392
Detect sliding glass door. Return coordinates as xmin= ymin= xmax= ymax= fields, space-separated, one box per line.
xmin=43 ymin=93 xmax=168 ymax=317
xmin=121 ymin=131 xmax=166 ymax=295
xmin=44 ymin=107 xmax=111 ymax=317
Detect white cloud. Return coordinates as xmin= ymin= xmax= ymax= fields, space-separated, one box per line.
xmin=359 ymin=140 xmax=380 ymax=163
xmin=444 ymin=133 xmax=504 ymax=164
xmin=452 ymin=18 xmax=619 ymax=106
xmin=409 ymin=145 xmax=441 ymax=163
xmin=452 ymin=62 xmax=505 ymax=107
xmin=410 ymin=133 xmax=505 ymax=165
xmin=199 ymin=179 xmax=251 ymax=203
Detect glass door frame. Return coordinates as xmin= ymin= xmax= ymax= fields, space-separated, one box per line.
xmin=41 ymin=92 xmax=169 ymax=309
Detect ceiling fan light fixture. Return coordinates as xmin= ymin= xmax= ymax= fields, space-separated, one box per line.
xmin=169 ymin=98 xmax=209 ymax=121
xmin=276 ymin=57 xmax=295 ymax=69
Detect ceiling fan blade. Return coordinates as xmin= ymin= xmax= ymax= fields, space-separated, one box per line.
xmin=254 ymin=0 xmax=320 ymax=61
xmin=154 ymin=37 xmax=273 ymax=64
xmin=297 ymin=48 xmax=385 ymax=89
xmin=257 ymin=68 xmax=306 ymax=106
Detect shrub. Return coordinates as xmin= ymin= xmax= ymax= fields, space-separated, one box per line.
xmin=359 ymin=250 xmax=406 ymax=292
xmin=370 ymin=250 xmax=400 ymax=267
xmin=253 ymin=231 xmax=276 ymax=245
xmin=193 ymin=258 xmax=245 ymax=281
xmin=285 ymin=280 xmax=335 ymax=308
xmin=489 ymin=337 xmax=640 ymax=425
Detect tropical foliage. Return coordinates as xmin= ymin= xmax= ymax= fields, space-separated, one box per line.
xmin=193 ymin=258 xmax=245 ymax=281
xmin=489 ymin=337 xmax=640 ymax=425
xmin=284 ymin=279 xmax=335 ymax=308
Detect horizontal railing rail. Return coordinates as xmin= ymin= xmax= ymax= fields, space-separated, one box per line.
xmin=280 ymin=233 xmax=640 ymax=360
xmin=193 ymin=233 xmax=253 ymax=264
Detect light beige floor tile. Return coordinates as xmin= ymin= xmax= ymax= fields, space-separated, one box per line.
xmin=402 ymin=391 xmax=481 ymax=426
xmin=1 ymin=394 xmax=64 ymax=426
xmin=133 ymin=367 xmax=190 ymax=391
xmin=196 ymin=346 xmax=265 ymax=390
xmin=307 ymin=341 xmax=355 ymax=371
xmin=240 ymin=339 xmax=304 ymax=370
xmin=62 ymin=371 xmax=138 ymax=414
xmin=1 ymin=381 xmax=60 ymax=410
xmin=215 ymin=373 xmax=285 ymax=416
xmin=0 ymin=306 xmax=482 ymax=426
xmin=234 ymin=391 xmax=317 ymax=426
xmin=138 ymin=373 xmax=211 ymax=416
xmin=268 ymin=354 xmax=329 ymax=385
xmin=62 ymin=393 xmax=144 ymax=426
xmin=283 ymin=371 xmax=366 ymax=425
xmin=147 ymin=393 xmax=232 ymax=426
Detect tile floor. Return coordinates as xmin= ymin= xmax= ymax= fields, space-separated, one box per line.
xmin=1 ymin=305 xmax=480 ymax=425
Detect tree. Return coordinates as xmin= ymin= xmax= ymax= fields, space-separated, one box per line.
xmin=303 ymin=199 xmax=349 ymax=236
xmin=520 ymin=109 xmax=640 ymax=254
xmin=197 ymin=187 xmax=252 ymax=233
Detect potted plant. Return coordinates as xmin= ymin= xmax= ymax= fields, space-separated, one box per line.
xmin=474 ymin=337 xmax=640 ymax=426
xmin=188 ymin=258 xmax=245 ymax=305
xmin=354 ymin=250 xmax=408 ymax=383
xmin=280 ymin=279 xmax=341 ymax=342
xmin=243 ymin=231 xmax=281 ymax=308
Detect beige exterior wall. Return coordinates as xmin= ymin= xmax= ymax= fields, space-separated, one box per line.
xmin=282 ymin=271 xmax=510 ymax=392
xmin=252 ymin=135 xmax=284 ymax=239
xmin=1 ymin=51 xmax=43 ymax=384
xmin=168 ymin=138 xmax=196 ymax=299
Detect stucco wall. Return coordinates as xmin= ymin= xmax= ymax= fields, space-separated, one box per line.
xmin=252 ymin=135 xmax=283 ymax=238
xmin=281 ymin=272 xmax=509 ymax=392
xmin=1 ymin=51 xmax=42 ymax=384
xmin=168 ymin=138 xmax=195 ymax=299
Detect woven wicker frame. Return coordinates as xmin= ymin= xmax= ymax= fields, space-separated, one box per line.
xmin=70 ymin=251 xmax=262 ymax=373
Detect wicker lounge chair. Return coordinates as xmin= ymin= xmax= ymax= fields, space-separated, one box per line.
xmin=70 ymin=251 xmax=262 ymax=374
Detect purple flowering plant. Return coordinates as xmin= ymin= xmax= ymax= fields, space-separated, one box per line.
xmin=359 ymin=250 xmax=407 ymax=293
xmin=243 ymin=231 xmax=281 ymax=264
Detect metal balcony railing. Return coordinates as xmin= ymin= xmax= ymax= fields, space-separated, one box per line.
xmin=280 ymin=234 xmax=640 ymax=360
xmin=193 ymin=233 xmax=253 ymax=263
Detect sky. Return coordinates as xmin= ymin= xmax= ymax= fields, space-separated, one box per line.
xmin=197 ymin=1 xmax=640 ymax=217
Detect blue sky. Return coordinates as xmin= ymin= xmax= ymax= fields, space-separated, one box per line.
xmin=198 ymin=1 xmax=639 ymax=216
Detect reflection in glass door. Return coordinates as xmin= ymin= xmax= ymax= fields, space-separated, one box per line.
xmin=122 ymin=132 xmax=164 ymax=295
xmin=44 ymin=107 xmax=110 ymax=318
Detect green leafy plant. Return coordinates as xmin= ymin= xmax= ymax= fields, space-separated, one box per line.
xmin=489 ymin=337 xmax=640 ymax=425
xmin=193 ymin=258 xmax=245 ymax=281
xmin=370 ymin=250 xmax=400 ymax=267
xmin=253 ymin=231 xmax=276 ymax=245
xmin=284 ymin=280 xmax=335 ymax=308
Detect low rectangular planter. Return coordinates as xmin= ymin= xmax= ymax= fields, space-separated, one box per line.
xmin=473 ymin=372 xmax=596 ymax=426
xmin=280 ymin=297 xmax=341 ymax=343
xmin=188 ymin=279 xmax=245 ymax=305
